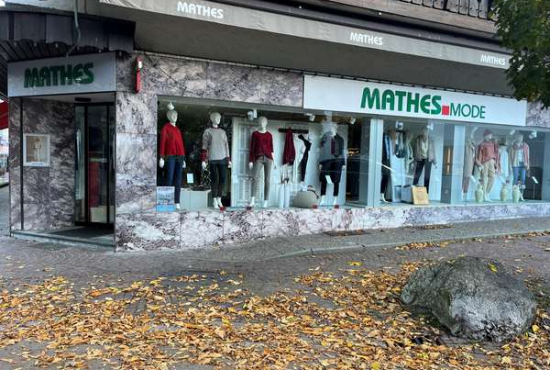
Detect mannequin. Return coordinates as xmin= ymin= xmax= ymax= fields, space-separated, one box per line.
xmin=476 ymin=129 xmax=500 ymax=202
xmin=413 ymin=127 xmax=436 ymax=193
xmin=510 ymin=133 xmax=530 ymax=193
xmin=159 ymin=103 xmax=186 ymax=210
xmin=248 ymin=116 xmax=276 ymax=208
xmin=462 ymin=128 xmax=478 ymax=196
xmin=380 ymin=131 xmax=392 ymax=203
xmin=318 ymin=122 xmax=346 ymax=206
xmin=201 ymin=112 xmax=232 ymax=209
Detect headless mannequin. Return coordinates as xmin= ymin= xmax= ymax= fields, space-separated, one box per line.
xmin=201 ymin=112 xmax=232 ymax=209
xmin=476 ymin=131 xmax=500 ymax=202
xmin=249 ymin=117 xmax=276 ymax=208
xmin=511 ymin=134 xmax=530 ymax=201
xmin=318 ymin=123 xmax=346 ymax=206
xmin=462 ymin=127 xmax=478 ymax=198
xmin=159 ymin=104 xmax=186 ymax=210
xmin=413 ymin=127 xmax=436 ymax=193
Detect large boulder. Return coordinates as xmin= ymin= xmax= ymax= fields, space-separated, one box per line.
xmin=401 ymin=256 xmax=537 ymax=342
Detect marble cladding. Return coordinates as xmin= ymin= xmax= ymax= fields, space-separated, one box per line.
xmin=9 ymin=98 xmax=75 ymax=231
xmin=526 ymin=102 xmax=550 ymax=128
xmin=116 ymin=53 xmax=304 ymax=107
xmin=115 ymin=203 xmax=550 ymax=251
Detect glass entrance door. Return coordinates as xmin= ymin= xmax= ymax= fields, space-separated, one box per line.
xmin=75 ymin=104 xmax=115 ymax=226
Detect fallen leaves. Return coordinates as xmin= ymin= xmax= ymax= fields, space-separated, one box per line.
xmin=0 ymin=264 xmax=547 ymax=370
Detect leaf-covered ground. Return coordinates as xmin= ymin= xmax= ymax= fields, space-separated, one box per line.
xmin=0 ymin=261 xmax=548 ymax=370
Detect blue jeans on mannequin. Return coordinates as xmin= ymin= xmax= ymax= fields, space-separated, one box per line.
xmin=513 ymin=162 xmax=527 ymax=186
xmin=166 ymin=156 xmax=184 ymax=204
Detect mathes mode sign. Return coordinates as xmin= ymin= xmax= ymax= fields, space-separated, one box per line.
xmin=8 ymin=53 xmax=116 ymax=98
xmin=304 ymin=76 xmax=527 ymax=126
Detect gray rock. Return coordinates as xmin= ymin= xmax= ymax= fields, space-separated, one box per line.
xmin=401 ymin=256 xmax=537 ymax=342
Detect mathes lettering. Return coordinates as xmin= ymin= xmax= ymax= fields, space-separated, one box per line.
xmin=24 ymin=63 xmax=94 ymax=89
xmin=176 ymin=1 xmax=224 ymax=19
xmin=360 ymin=87 xmax=486 ymax=119
xmin=480 ymin=54 xmax=507 ymax=67
xmin=350 ymin=32 xmax=384 ymax=46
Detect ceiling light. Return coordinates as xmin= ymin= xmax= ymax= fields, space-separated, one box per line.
xmin=305 ymin=113 xmax=315 ymax=122
xmin=349 ymin=117 xmax=356 ymax=125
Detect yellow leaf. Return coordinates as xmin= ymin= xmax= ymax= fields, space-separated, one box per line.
xmin=488 ymin=263 xmax=498 ymax=273
xmin=348 ymin=261 xmax=362 ymax=267
xmin=532 ymin=324 xmax=540 ymax=333
xmin=371 ymin=362 xmax=381 ymax=370
xmin=501 ymin=356 xmax=512 ymax=364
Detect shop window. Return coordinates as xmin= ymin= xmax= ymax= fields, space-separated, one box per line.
xmin=156 ymin=99 xmax=370 ymax=211
xmin=379 ymin=120 xmax=550 ymax=206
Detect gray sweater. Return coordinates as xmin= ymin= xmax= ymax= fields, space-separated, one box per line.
xmin=202 ymin=127 xmax=230 ymax=161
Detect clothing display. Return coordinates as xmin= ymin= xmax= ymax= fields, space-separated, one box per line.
xmin=282 ymin=128 xmax=296 ymax=165
xmin=413 ymin=159 xmax=433 ymax=192
xmin=513 ymin=165 xmax=527 ymax=187
xmin=381 ymin=134 xmax=392 ymax=196
xmin=319 ymin=132 xmax=345 ymax=162
xmin=476 ymin=140 xmax=500 ymax=169
xmin=160 ymin=123 xmax=185 ymax=157
xmin=298 ymin=134 xmax=311 ymax=182
xmin=414 ymin=136 xmax=435 ymax=162
xmin=210 ymin=158 xmax=228 ymax=198
xmin=463 ymin=139 xmax=476 ymax=193
xmin=481 ymin=159 xmax=497 ymax=195
xmin=166 ymin=156 xmax=184 ymax=204
xmin=499 ymin=145 xmax=510 ymax=180
xmin=249 ymin=131 xmax=274 ymax=162
xmin=251 ymin=155 xmax=273 ymax=199
xmin=200 ymin=127 xmax=230 ymax=161
xmin=319 ymin=159 xmax=344 ymax=196
xmin=510 ymin=142 xmax=530 ymax=168
xmin=394 ymin=131 xmax=407 ymax=158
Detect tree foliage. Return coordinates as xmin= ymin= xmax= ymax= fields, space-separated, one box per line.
xmin=493 ymin=0 xmax=550 ymax=107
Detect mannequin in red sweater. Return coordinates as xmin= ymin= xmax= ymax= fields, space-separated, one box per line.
xmin=159 ymin=103 xmax=186 ymax=210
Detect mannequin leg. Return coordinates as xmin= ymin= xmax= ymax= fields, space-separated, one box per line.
xmin=381 ymin=173 xmax=389 ymax=203
xmin=218 ymin=162 xmax=227 ymax=202
xmin=486 ymin=159 xmax=496 ymax=194
xmin=462 ymin=177 xmax=470 ymax=194
xmin=250 ymin=159 xmax=262 ymax=207
xmin=174 ymin=158 xmax=183 ymax=205
xmin=166 ymin=157 xmax=176 ymax=187
xmin=264 ymin=158 xmax=272 ymax=203
xmin=413 ymin=160 xmax=426 ymax=186
xmin=424 ymin=161 xmax=433 ymax=193
xmin=210 ymin=162 xmax=220 ymax=201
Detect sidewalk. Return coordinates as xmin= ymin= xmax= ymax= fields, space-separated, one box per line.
xmin=0 ymin=217 xmax=548 ymax=369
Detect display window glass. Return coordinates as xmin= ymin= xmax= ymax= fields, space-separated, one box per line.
xmin=379 ymin=120 xmax=550 ymax=205
xmin=156 ymin=98 xmax=370 ymax=211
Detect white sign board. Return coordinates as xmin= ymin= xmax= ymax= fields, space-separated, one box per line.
xmin=8 ymin=53 xmax=116 ymax=97
xmin=304 ymin=76 xmax=527 ymax=126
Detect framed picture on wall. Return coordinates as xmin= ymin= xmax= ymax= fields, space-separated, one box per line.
xmin=23 ymin=134 xmax=50 ymax=167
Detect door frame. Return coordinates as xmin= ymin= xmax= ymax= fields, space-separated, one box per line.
xmin=74 ymin=103 xmax=115 ymax=228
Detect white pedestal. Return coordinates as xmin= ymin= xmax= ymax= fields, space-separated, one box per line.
xmin=180 ymin=189 xmax=211 ymax=210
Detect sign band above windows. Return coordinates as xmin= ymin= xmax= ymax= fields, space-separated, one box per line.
xmin=99 ymin=0 xmax=510 ymax=70
xmin=303 ymin=76 xmax=527 ymax=126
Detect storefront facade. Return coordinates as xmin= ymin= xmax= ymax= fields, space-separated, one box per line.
xmin=5 ymin=0 xmax=550 ymax=251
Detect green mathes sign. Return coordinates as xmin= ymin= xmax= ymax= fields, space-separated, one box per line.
xmin=304 ymin=76 xmax=527 ymax=126
xmin=8 ymin=53 xmax=116 ymax=97
xmin=360 ymin=87 xmax=487 ymax=120
xmin=24 ymin=63 xmax=94 ymax=88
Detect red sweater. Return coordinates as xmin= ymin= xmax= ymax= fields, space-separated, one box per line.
xmin=160 ymin=123 xmax=185 ymax=157
xmin=249 ymin=131 xmax=273 ymax=162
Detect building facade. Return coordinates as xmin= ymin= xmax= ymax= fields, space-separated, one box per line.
xmin=2 ymin=0 xmax=550 ymax=251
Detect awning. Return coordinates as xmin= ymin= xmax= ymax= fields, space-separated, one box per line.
xmin=99 ymin=0 xmax=510 ymax=70
xmin=0 ymin=101 xmax=7 ymax=130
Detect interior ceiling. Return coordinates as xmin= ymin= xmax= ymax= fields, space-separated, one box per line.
xmin=34 ymin=92 xmax=115 ymax=103
xmin=97 ymin=4 xmax=513 ymax=97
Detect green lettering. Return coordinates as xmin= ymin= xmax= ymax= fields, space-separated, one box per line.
xmin=406 ymin=92 xmax=420 ymax=113
xmin=395 ymin=91 xmax=407 ymax=111
xmin=431 ymin=96 xmax=442 ymax=115
xmin=49 ymin=66 xmax=62 ymax=86
xmin=381 ymin=90 xmax=395 ymax=110
xmin=39 ymin=67 xmax=51 ymax=87
xmin=450 ymin=103 xmax=461 ymax=116
xmin=480 ymin=106 xmax=486 ymax=119
xmin=81 ymin=63 xmax=94 ymax=84
xmin=24 ymin=68 xmax=41 ymax=88
xmin=60 ymin=65 xmax=73 ymax=85
xmin=73 ymin=64 xmax=84 ymax=84
xmin=360 ymin=88 xmax=380 ymax=110
xmin=420 ymin=94 xmax=431 ymax=114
